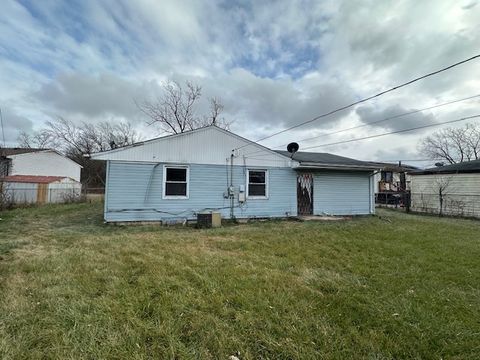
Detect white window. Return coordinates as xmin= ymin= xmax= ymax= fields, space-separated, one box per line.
xmin=247 ymin=169 xmax=268 ymax=199
xmin=163 ymin=165 xmax=189 ymax=199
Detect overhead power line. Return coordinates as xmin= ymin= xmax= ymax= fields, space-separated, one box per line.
xmin=277 ymin=94 xmax=480 ymax=149
xmin=234 ymin=53 xmax=480 ymax=151
xmin=243 ymin=93 xmax=480 ymax=156
xmin=300 ymin=114 xmax=480 ymax=150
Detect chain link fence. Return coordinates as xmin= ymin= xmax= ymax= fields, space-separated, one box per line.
xmin=375 ymin=192 xmax=411 ymax=210
xmin=376 ymin=191 xmax=480 ymax=219
xmin=375 ymin=191 xmax=480 ymax=218
xmin=410 ymin=192 xmax=480 ymax=218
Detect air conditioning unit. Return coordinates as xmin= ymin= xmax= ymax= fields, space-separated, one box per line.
xmin=197 ymin=212 xmax=222 ymax=228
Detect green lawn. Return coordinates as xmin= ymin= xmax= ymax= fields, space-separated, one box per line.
xmin=0 ymin=203 xmax=479 ymax=359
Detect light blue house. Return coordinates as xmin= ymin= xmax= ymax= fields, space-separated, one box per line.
xmin=91 ymin=126 xmax=377 ymax=222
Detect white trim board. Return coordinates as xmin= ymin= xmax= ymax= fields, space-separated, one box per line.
xmin=162 ymin=164 xmax=190 ymax=199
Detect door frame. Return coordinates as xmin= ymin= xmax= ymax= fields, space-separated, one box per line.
xmin=297 ymin=173 xmax=314 ymax=215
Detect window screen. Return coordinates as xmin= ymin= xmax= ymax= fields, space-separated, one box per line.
xmin=248 ymin=170 xmax=267 ymax=197
xmin=164 ymin=167 xmax=188 ymax=197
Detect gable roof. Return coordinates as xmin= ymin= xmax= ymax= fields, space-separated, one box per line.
xmin=90 ymin=126 xmax=380 ymax=171
xmin=0 ymin=148 xmax=46 ymax=156
xmin=90 ymin=125 xmax=287 ymax=159
xmin=90 ymin=125 xmax=293 ymax=167
xmin=275 ymin=150 xmax=378 ymax=170
xmin=1 ymin=175 xmax=68 ymax=184
xmin=411 ymin=159 xmax=480 ymax=175
xmin=1 ymin=148 xmax=83 ymax=168
xmin=90 ymin=125 xmax=209 ymax=157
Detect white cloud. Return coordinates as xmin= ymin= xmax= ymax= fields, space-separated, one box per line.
xmin=1 ymin=0 xmax=479 ymax=163
xmin=34 ymin=73 xmax=153 ymax=120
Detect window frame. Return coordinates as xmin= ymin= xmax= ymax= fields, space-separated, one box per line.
xmin=246 ymin=169 xmax=269 ymax=199
xmin=162 ymin=165 xmax=190 ymax=199
xmin=381 ymin=171 xmax=393 ymax=183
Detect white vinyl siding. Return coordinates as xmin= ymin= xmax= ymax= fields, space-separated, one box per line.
xmin=410 ymin=173 xmax=480 ymax=217
xmin=91 ymin=126 xmax=295 ymax=168
xmin=9 ymin=151 xmax=81 ymax=181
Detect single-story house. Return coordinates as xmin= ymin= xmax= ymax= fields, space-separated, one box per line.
xmin=409 ymin=159 xmax=480 ymax=218
xmin=0 ymin=148 xmax=82 ymax=182
xmin=1 ymin=175 xmax=82 ymax=204
xmin=90 ymin=126 xmax=378 ymax=223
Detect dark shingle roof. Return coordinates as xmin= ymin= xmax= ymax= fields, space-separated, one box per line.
xmin=411 ymin=159 xmax=480 ymax=175
xmin=275 ymin=150 xmax=377 ymax=169
xmin=367 ymin=161 xmax=418 ymax=172
xmin=0 ymin=148 xmax=46 ymax=156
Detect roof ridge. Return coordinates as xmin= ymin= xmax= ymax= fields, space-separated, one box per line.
xmin=411 ymin=158 xmax=480 ymax=174
xmin=274 ymin=150 xmax=375 ymax=168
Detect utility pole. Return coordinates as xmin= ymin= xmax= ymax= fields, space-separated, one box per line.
xmin=0 ymin=107 xmax=5 ymax=148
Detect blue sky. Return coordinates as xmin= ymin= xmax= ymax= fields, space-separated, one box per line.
xmin=1 ymin=0 xmax=479 ymax=164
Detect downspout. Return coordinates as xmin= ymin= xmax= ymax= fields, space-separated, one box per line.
xmin=369 ymin=170 xmax=380 ymax=214
xmin=104 ymin=160 xmax=110 ymax=220
xmin=144 ymin=162 xmax=162 ymax=204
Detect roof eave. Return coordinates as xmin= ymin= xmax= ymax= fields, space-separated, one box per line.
xmin=293 ymin=162 xmax=378 ymax=171
xmin=7 ymin=149 xmax=83 ymax=168
xmin=410 ymin=170 xmax=480 ymax=175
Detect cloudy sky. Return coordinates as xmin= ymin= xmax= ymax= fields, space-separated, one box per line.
xmin=1 ymin=0 xmax=479 ymax=165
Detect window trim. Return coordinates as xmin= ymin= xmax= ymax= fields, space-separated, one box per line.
xmin=162 ymin=165 xmax=189 ymax=199
xmin=246 ymin=169 xmax=269 ymax=199
xmin=381 ymin=171 xmax=393 ymax=183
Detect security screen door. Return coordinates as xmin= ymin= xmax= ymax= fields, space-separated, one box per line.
xmin=297 ymin=173 xmax=313 ymax=215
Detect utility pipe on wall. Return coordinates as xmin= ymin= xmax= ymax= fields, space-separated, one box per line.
xmin=230 ymin=152 xmax=234 ymax=220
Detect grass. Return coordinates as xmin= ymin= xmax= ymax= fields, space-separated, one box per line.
xmin=0 ymin=202 xmax=479 ymax=359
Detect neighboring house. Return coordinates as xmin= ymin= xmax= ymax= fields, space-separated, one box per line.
xmin=0 ymin=148 xmax=82 ymax=181
xmin=0 ymin=148 xmax=83 ymax=205
xmin=90 ymin=126 xmax=377 ymax=223
xmin=369 ymin=162 xmax=417 ymax=193
xmin=1 ymin=175 xmax=82 ymax=204
xmin=409 ymin=159 xmax=480 ymax=218
xmin=369 ymin=162 xmax=417 ymax=205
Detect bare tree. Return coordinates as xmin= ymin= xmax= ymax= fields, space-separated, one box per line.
xmin=208 ymin=97 xmax=224 ymax=125
xmin=40 ymin=117 xmax=139 ymax=154
xmin=465 ymin=123 xmax=480 ymax=159
xmin=137 ymin=80 xmax=230 ymax=134
xmin=17 ymin=117 xmax=140 ymax=187
xmin=17 ymin=130 xmax=59 ymax=149
xmin=431 ymin=174 xmax=452 ymax=216
xmin=433 ymin=176 xmax=451 ymax=217
xmin=419 ymin=123 xmax=480 ymax=164
xmin=205 ymin=97 xmax=232 ymax=129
